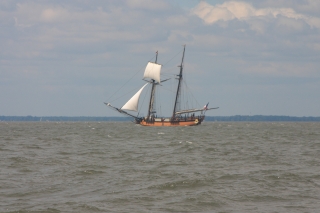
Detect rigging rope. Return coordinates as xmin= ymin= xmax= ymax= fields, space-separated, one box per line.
xmin=106 ymin=55 xmax=156 ymax=103
xmin=162 ymin=49 xmax=183 ymax=67
xmin=105 ymin=47 xmax=203 ymax=117
xmin=138 ymin=83 xmax=150 ymax=116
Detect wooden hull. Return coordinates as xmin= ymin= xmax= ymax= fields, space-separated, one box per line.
xmin=139 ymin=116 xmax=205 ymax=126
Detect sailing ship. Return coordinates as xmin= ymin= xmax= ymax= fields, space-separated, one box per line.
xmin=105 ymin=45 xmax=218 ymax=126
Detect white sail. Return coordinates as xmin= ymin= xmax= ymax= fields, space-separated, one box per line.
xmin=143 ymin=62 xmax=161 ymax=83
xmin=121 ymin=83 xmax=148 ymax=111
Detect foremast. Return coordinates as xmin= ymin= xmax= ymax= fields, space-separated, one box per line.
xmin=146 ymin=51 xmax=159 ymax=121
xmin=172 ymin=45 xmax=186 ymax=119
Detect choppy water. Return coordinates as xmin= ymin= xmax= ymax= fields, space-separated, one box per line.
xmin=0 ymin=122 xmax=319 ymax=213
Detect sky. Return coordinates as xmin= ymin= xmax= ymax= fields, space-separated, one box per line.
xmin=1 ymin=0 xmax=320 ymax=117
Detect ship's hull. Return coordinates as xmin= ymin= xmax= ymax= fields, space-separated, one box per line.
xmin=139 ymin=116 xmax=205 ymax=126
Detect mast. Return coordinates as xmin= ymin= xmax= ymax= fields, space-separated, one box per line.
xmin=172 ymin=45 xmax=186 ymax=118
xmin=147 ymin=51 xmax=158 ymax=120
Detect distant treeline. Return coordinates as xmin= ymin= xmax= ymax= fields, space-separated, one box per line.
xmin=0 ymin=116 xmax=129 ymax=122
xmin=205 ymin=115 xmax=320 ymax=122
xmin=1 ymin=115 xmax=320 ymax=122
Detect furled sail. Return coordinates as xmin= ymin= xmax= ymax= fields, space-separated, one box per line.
xmin=175 ymin=107 xmax=219 ymax=115
xmin=121 ymin=83 xmax=148 ymax=111
xmin=143 ymin=62 xmax=161 ymax=83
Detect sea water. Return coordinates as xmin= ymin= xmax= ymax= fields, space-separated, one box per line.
xmin=0 ymin=122 xmax=319 ymax=212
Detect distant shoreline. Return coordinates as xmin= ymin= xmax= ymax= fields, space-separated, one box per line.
xmin=1 ymin=115 xmax=320 ymax=122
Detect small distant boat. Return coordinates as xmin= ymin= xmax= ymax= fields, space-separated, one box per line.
xmin=105 ymin=45 xmax=218 ymax=126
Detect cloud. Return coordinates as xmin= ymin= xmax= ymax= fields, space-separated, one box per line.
xmin=4 ymin=3 xmax=145 ymax=60
xmin=235 ymin=60 xmax=320 ymax=77
xmin=192 ymin=1 xmax=320 ymax=30
xmin=253 ymin=0 xmax=320 ymax=15
xmin=126 ymin=0 xmax=169 ymax=10
xmin=40 ymin=8 xmax=68 ymax=23
xmin=188 ymin=1 xmax=320 ymax=79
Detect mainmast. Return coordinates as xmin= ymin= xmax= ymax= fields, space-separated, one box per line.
xmin=172 ymin=45 xmax=186 ymax=118
xmin=147 ymin=51 xmax=158 ymax=120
